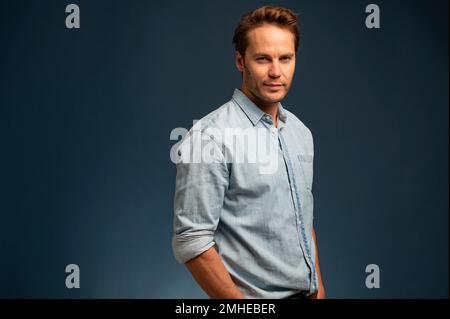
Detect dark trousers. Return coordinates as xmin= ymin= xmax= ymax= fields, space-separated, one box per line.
xmin=283 ymin=290 xmax=309 ymax=299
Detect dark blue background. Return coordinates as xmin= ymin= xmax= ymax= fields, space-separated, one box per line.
xmin=0 ymin=0 xmax=448 ymax=298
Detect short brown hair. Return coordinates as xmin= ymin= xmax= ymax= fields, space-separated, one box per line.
xmin=232 ymin=5 xmax=300 ymax=56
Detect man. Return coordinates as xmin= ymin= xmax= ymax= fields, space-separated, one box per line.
xmin=172 ymin=5 xmax=325 ymax=299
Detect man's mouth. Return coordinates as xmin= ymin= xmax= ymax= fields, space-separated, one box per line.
xmin=264 ymin=83 xmax=284 ymax=90
xmin=264 ymin=83 xmax=283 ymax=87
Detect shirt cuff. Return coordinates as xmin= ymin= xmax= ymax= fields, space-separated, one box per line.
xmin=172 ymin=231 xmax=216 ymax=264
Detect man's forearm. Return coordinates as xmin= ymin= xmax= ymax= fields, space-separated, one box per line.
xmin=185 ymin=246 xmax=245 ymax=299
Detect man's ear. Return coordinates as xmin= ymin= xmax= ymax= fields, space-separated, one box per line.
xmin=235 ymin=51 xmax=244 ymax=73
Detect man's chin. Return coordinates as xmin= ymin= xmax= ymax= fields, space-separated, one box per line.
xmin=262 ymin=91 xmax=287 ymax=103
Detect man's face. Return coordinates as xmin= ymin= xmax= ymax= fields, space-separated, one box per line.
xmin=236 ymin=24 xmax=296 ymax=107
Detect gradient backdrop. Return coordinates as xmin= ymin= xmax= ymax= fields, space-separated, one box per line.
xmin=0 ymin=0 xmax=448 ymax=298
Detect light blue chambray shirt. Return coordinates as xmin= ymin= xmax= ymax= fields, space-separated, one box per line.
xmin=172 ymin=89 xmax=317 ymax=299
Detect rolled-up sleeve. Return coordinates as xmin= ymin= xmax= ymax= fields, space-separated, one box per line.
xmin=172 ymin=129 xmax=228 ymax=264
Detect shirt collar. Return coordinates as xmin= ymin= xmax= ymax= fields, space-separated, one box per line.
xmin=232 ymin=88 xmax=288 ymax=127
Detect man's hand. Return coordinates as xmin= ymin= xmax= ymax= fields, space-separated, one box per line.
xmin=317 ymin=284 xmax=326 ymax=299
xmin=308 ymin=283 xmax=326 ymax=299
xmin=310 ymin=228 xmax=326 ymax=299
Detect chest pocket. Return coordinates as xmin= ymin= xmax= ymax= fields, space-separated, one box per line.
xmin=297 ymin=154 xmax=314 ymax=191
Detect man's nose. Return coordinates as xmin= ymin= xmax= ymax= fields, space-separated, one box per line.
xmin=268 ymin=61 xmax=281 ymax=78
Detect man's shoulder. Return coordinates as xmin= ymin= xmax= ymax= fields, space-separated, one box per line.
xmin=195 ymin=99 xmax=239 ymax=130
xmin=177 ymin=98 xmax=238 ymax=149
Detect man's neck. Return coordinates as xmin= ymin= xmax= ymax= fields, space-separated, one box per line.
xmin=240 ymin=86 xmax=279 ymax=127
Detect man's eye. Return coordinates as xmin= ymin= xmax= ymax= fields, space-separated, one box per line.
xmin=257 ymin=57 xmax=269 ymax=61
xmin=280 ymin=57 xmax=291 ymax=62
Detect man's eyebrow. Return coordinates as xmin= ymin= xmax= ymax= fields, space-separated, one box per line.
xmin=253 ymin=53 xmax=271 ymax=57
xmin=280 ymin=53 xmax=295 ymax=58
xmin=252 ymin=52 xmax=295 ymax=57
